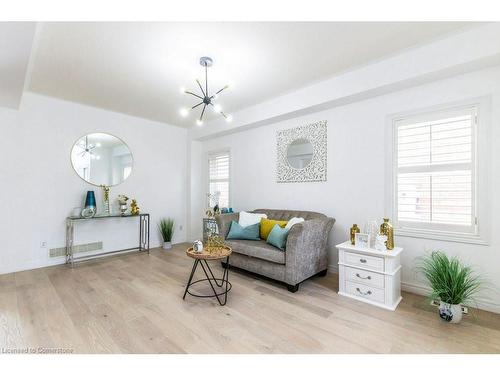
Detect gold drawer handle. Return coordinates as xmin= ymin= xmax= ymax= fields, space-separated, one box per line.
xmin=356 ymin=273 xmax=371 ymax=280
xmin=356 ymin=287 xmax=372 ymax=296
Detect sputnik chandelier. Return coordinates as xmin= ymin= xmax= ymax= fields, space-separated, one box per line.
xmin=77 ymin=136 xmax=101 ymax=160
xmin=179 ymin=56 xmax=232 ymax=126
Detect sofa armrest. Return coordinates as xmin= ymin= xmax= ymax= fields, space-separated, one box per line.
xmin=215 ymin=213 xmax=239 ymax=239
xmin=285 ymin=217 xmax=335 ymax=284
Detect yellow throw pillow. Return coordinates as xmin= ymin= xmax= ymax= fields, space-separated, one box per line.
xmin=260 ymin=218 xmax=288 ymax=240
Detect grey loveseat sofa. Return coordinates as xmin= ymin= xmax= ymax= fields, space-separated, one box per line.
xmin=216 ymin=209 xmax=335 ymax=292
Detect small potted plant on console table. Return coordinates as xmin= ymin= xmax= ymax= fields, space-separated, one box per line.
xmin=159 ymin=218 xmax=174 ymax=250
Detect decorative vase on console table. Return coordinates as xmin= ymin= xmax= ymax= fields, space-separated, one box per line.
xmin=100 ymin=185 xmax=110 ymax=215
xmin=81 ymin=191 xmax=97 ymax=218
xmin=117 ymin=195 xmax=129 ymax=216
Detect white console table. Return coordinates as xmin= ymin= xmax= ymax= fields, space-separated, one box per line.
xmin=336 ymin=241 xmax=403 ymax=311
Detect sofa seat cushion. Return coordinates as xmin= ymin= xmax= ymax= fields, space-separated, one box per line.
xmin=225 ymin=239 xmax=286 ymax=265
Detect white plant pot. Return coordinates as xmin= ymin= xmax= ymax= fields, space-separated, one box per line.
xmin=163 ymin=241 xmax=172 ymax=250
xmin=438 ymin=301 xmax=463 ymax=324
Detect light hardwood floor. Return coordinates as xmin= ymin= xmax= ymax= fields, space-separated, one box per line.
xmin=1 ymin=243 xmax=500 ymax=354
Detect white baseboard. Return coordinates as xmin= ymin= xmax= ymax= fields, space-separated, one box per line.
xmin=328 ymin=264 xmax=339 ymax=273
xmin=328 ymin=263 xmax=500 ymax=314
xmin=401 ymin=281 xmax=500 ymax=314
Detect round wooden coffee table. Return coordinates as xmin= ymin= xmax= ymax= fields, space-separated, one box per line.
xmin=183 ymin=246 xmax=232 ymax=306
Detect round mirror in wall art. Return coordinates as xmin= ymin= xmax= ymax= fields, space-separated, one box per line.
xmin=70 ymin=133 xmax=133 ymax=186
xmin=286 ymin=138 xmax=314 ymax=169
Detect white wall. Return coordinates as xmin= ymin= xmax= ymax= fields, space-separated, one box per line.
xmin=0 ymin=93 xmax=188 ymax=274
xmin=192 ymin=66 xmax=500 ymax=313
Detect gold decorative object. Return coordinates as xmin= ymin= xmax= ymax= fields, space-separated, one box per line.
xmin=130 ymin=199 xmax=140 ymax=215
xmin=350 ymin=224 xmax=360 ymax=245
xmin=100 ymin=185 xmax=110 ymax=215
xmin=380 ymin=218 xmax=394 ymax=250
xmin=205 ymin=209 xmax=214 ymax=218
xmin=206 ymin=233 xmax=225 ymax=253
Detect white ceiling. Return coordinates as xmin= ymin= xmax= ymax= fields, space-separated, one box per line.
xmin=28 ymin=22 xmax=476 ymax=127
xmin=0 ymin=22 xmax=36 ymax=109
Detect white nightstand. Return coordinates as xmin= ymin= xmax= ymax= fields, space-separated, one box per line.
xmin=336 ymin=241 xmax=403 ymax=311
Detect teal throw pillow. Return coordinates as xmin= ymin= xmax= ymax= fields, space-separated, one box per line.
xmin=226 ymin=221 xmax=260 ymax=241
xmin=266 ymin=224 xmax=290 ymax=250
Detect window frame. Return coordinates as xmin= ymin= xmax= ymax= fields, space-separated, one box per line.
xmin=386 ymin=98 xmax=491 ymax=245
xmin=207 ymin=149 xmax=231 ymax=209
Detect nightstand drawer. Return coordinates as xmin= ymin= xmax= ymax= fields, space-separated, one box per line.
xmin=346 ymin=281 xmax=385 ymax=304
xmin=344 ymin=252 xmax=384 ymax=271
xmin=345 ymin=267 xmax=384 ymax=288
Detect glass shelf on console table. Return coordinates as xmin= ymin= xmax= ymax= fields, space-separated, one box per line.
xmin=336 ymin=241 xmax=403 ymax=311
xmin=66 ymin=213 xmax=150 ymax=266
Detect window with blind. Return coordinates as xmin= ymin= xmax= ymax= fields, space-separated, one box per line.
xmin=208 ymin=151 xmax=230 ymax=208
xmin=393 ymin=105 xmax=478 ymax=236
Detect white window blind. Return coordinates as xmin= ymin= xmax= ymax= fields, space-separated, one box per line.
xmin=394 ymin=106 xmax=477 ymax=235
xmin=208 ymin=151 xmax=230 ymax=208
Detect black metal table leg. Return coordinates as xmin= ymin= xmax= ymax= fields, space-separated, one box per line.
xmin=199 ymin=260 xmax=228 ymax=306
xmin=183 ymin=256 xmax=231 ymax=306
xmin=183 ymin=259 xmax=199 ymax=300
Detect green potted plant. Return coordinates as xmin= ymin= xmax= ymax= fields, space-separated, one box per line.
xmin=416 ymin=251 xmax=483 ymax=323
xmin=158 ymin=218 xmax=174 ymax=250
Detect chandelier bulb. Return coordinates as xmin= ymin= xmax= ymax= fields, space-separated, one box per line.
xmin=196 ymin=119 xmax=203 ymax=126
xmin=179 ymin=108 xmax=189 ymax=117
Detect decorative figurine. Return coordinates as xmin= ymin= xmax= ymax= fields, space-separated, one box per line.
xmin=193 ymin=240 xmax=204 ymax=253
xmin=213 ymin=204 xmax=220 ymax=216
xmin=380 ymin=218 xmax=394 ymax=250
xmin=206 ymin=192 xmax=221 ymax=217
xmin=130 ymin=199 xmax=140 ymax=215
xmin=350 ymin=224 xmax=360 ymax=245
xmin=117 ymin=195 xmax=129 ymax=216
xmin=100 ymin=185 xmax=110 ymax=215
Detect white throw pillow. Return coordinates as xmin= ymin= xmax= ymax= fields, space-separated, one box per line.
xmin=285 ymin=217 xmax=305 ymax=230
xmin=238 ymin=211 xmax=267 ymax=228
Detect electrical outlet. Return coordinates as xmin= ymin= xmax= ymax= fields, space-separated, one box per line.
xmin=179 ymin=225 xmax=183 ymax=231
xmin=40 ymin=241 xmax=47 ymax=248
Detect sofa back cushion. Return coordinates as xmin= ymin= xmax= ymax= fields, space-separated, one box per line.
xmin=252 ymin=209 xmax=326 ymax=221
xmin=260 ymin=218 xmax=288 ymax=240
